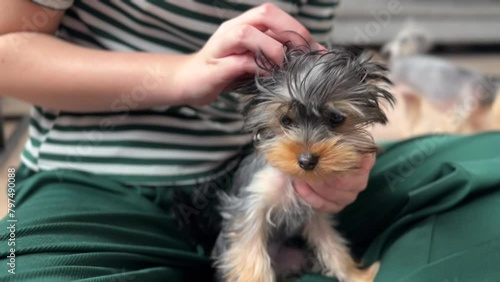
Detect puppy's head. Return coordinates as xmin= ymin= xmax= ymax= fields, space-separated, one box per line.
xmin=238 ymin=45 xmax=395 ymax=183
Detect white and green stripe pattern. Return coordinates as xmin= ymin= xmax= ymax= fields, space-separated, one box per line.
xmin=25 ymin=0 xmax=339 ymax=186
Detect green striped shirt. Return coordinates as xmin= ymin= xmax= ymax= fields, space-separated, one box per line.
xmin=26 ymin=0 xmax=339 ymax=186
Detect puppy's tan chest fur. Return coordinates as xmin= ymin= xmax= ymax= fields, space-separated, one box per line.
xmin=247 ymin=165 xmax=313 ymax=238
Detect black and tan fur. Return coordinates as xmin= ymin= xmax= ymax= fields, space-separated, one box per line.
xmin=212 ymin=44 xmax=395 ymax=282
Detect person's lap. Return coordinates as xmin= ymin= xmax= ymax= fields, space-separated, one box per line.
xmin=339 ymin=132 xmax=500 ymax=282
xmin=0 ymin=168 xmax=213 ymax=281
xmin=1 ymin=132 xmax=500 ymax=282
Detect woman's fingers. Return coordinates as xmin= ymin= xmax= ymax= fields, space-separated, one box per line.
xmin=265 ymin=30 xmax=315 ymax=49
xmin=190 ymin=3 xmax=321 ymax=105
xmin=222 ymin=3 xmax=314 ymax=47
xmin=294 ymin=180 xmax=343 ymax=213
xmin=360 ymin=153 xmax=376 ymax=172
xmin=324 ymin=154 xmax=376 ymax=192
xmin=205 ymin=3 xmax=323 ymax=83
xmin=213 ymin=24 xmax=285 ymax=65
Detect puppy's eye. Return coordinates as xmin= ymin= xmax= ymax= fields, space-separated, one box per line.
xmin=329 ymin=112 xmax=346 ymax=127
xmin=280 ymin=115 xmax=293 ymax=127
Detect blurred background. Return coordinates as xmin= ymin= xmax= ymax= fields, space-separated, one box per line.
xmin=331 ymin=0 xmax=500 ymax=82
xmin=1 ymin=0 xmax=500 ymax=189
xmin=331 ymin=0 xmax=500 ymax=140
xmin=332 ymin=0 xmax=500 ymax=45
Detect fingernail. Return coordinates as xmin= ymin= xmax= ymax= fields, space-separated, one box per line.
xmin=316 ymin=43 xmax=327 ymax=51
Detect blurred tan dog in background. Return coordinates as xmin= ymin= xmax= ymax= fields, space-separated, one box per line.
xmin=370 ymin=86 xmax=500 ymax=141
xmin=370 ymin=23 xmax=500 ymax=141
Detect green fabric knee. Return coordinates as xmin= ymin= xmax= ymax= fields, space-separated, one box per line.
xmin=2 ymin=133 xmax=500 ymax=281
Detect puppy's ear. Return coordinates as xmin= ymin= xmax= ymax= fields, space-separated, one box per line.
xmin=358 ymin=51 xmax=396 ymax=110
xmin=233 ymin=36 xmax=312 ymax=95
xmin=232 ymin=49 xmax=279 ymax=95
xmin=231 ymin=75 xmax=259 ymax=95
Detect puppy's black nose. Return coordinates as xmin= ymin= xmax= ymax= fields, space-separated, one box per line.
xmin=298 ymin=153 xmax=319 ymax=171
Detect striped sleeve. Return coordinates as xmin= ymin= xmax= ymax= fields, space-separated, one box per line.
xmin=32 ymin=0 xmax=74 ymax=10
xmin=299 ymin=0 xmax=340 ymax=42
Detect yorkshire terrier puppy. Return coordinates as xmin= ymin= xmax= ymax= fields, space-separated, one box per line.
xmin=212 ymin=44 xmax=394 ymax=282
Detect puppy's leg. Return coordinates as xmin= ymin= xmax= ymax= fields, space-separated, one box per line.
xmin=217 ymin=167 xmax=286 ymax=282
xmin=303 ymin=213 xmax=379 ymax=282
xmin=221 ymin=220 xmax=273 ymax=282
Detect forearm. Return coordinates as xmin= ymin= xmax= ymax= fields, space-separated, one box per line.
xmin=0 ymin=32 xmax=191 ymax=112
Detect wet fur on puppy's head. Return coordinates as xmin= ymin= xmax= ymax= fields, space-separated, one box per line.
xmin=237 ymin=44 xmax=395 ymax=183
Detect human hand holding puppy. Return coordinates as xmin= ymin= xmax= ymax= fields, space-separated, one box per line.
xmin=294 ymin=154 xmax=376 ymax=212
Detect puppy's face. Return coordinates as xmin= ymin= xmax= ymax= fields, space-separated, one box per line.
xmin=240 ymin=47 xmax=395 ymax=183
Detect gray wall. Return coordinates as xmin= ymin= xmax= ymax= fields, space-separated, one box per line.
xmin=331 ymin=0 xmax=500 ymax=45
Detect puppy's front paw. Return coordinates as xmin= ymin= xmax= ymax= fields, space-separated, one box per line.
xmin=224 ymin=259 xmax=275 ymax=282
xmin=221 ymin=242 xmax=275 ymax=282
xmin=347 ymin=262 xmax=380 ymax=282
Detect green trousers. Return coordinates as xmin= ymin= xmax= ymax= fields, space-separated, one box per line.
xmin=2 ymin=133 xmax=500 ymax=282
